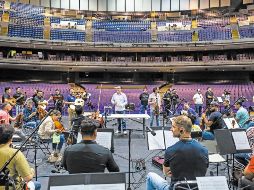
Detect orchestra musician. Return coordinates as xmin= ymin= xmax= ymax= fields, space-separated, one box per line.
xmin=170 ymin=89 xmax=179 ymax=112
xmin=2 ymin=87 xmax=13 ymax=117
xmin=23 ymin=100 xmax=39 ymax=129
xmin=33 ymin=90 xmax=48 ymax=109
xmin=205 ymin=87 xmax=214 ymax=108
xmin=0 ymin=124 xmax=41 ymax=190
xmin=65 ymin=88 xmax=76 ymax=129
xmin=38 ymin=110 xmax=64 ymax=163
xmin=13 ymin=87 xmax=26 ymax=116
xmin=51 ymin=89 xmax=64 ymax=114
xmin=163 ymin=88 xmax=172 ymax=116
xmin=149 ymin=87 xmax=161 ymax=127
xmin=139 ymin=87 xmax=149 ymax=114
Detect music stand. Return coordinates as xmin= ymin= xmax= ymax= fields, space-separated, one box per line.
xmin=47 ymin=172 xmax=126 ymax=190
xmin=77 ymin=128 xmax=114 ymax=153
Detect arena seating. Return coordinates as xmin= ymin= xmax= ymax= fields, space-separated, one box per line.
xmin=239 ymin=26 xmax=254 ymax=39
xmin=93 ymin=31 xmax=151 ymax=43
xmin=198 ymin=27 xmax=232 ymax=41
xmin=157 ymin=31 xmax=193 ymax=42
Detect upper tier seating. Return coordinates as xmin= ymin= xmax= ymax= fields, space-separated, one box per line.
xmin=157 ymin=31 xmax=193 ymax=42
xmin=92 ymin=20 xmax=150 ymax=31
xmin=93 ymin=31 xmax=151 ymax=43
xmin=239 ymin=26 xmax=254 ymax=39
xmin=198 ymin=27 xmax=232 ymax=41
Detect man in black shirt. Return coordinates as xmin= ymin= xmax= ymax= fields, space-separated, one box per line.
xmin=62 ymin=117 xmax=119 ymax=174
xmin=163 ymin=88 xmax=172 ymax=116
xmin=205 ymin=87 xmax=214 ymax=108
xmin=139 ymin=87 xmax=149 ymax=114
xmin=51 ymin=89 xmax=64 ymax=114
xmin=2 ymin=87 xmax=13 ymax=117
xmin=221 ymin=100 xmax=232 ymax=117
xmin=202 ymin=101 xmax=224 ymax=140
xmin=146 ymin=115 xmax=208 ymax=190
xmin=170 ymin=89 xmax=179 ymax=111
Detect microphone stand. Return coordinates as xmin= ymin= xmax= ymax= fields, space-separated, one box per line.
xmin=0 ymin=109 xmax=53 ymax=187
xmin=127 ymin=129 xmax=132 ymax=190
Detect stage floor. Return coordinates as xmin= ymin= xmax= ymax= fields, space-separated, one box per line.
xmin=21 ymin=116 xmax=232 ymax=190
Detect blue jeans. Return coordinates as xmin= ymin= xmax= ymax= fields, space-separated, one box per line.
xmin=140 ymin=104 xmax=148 ymax=114
xmin=150 ymin=110 xmax=160 ymax=127
xmin=202 ymin=131 xmax=215 ymax=140
xmin=195 ymin=104 xmax=202 ymax=117
xmin=52 ymin=134 xmax=65 ymax=151
xmin=146 ymin=172 xmax=171 ymax=190
xmin=115 ymin=111 xmax=126 ymax=131
xmin=15 ymin=105 xmax=23 ymax=116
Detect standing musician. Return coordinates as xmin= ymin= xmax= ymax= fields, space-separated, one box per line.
xmin=33 ymin=90 xmax=48 ymax=109
xmin=13 ymin=87 xmax=26 ymax=116
xmin=170 ymin=89 xmax=179 ymax=112
xmin=82 ymin=87 xmax=94 ymax=110
xmin=139 ymin=87 xmax=149 ymax=114
xmin=193 ymin=89 xmax=204 ymax=117
xmin=38 ymin=110 xmax=64 ymax=163
xmin=163 ymin=88 xmax=172 ymax=116
xmin=65 ymin=88 xmax=76 ymax=129
xmin=205 ymin=87 xmax=214 ymax=108
xmin=149 ymin=87 xmax=161 ymax=127
xmin=2 ymin=87 xmax=13 ymax=117
xmin=51 ymin=89 xmax=64 ymax=114
xmin=111 ymin=86 xmax=128 ymax=135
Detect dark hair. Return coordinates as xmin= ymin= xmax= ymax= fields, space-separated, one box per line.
xmin=75 ymin=105 xmax=83 ymax=115
xmin=235 ymin=101 xmax=243 ymax=106
xmin=4 ymin=87 xmax=10 ymax=92
xmin=16 ymin=87 xmax=20 ymax=90
xmin=50 ymin=110 xmax=61 ymax=116
xmin=153 ymin=87 xmax=157 ymax=92
xmin=1 ymin=103 xmax=11 ymax=110
xmin=80 ymin=118 xmax=100 ymax=136
xmin=0 ymin=124 xmax=14 ymax=144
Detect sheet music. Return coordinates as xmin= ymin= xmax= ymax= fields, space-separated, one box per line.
xmin=217 ymin=97 xmax=223 ymax=103
xmin=232 ymin=131 xmax=251 ymax=150
xmin=96 ymin=132 xmax=112 ymax=150
xmin=208 ymin=154 xmax=226 ymax=163
xmin=77 ymin=132 xmax=112 ymax=150
xmin=223 ymin=118 xmax=239 ymax=129
xmin=84 ymin=183 xmax=125 ymax=190
xmin=147 ymin=130 xmax=165 ymax=150
xmin=164 ymin=131 xmax=179 ymax=148
xmin=50 ymin=185 xmax=85 ymax=190
xmin=196 ymin=176 xmax=229 ymax=190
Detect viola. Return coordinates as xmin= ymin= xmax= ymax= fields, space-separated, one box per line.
xmin=54 ymin=120 xmax=65 ymax=132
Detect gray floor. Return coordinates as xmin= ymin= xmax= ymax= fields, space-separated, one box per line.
xmin=18 ymin=116 xmax=234 ymax=190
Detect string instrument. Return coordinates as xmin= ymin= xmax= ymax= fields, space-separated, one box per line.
xmin=90 ymin=84 xmax=104 ymax=126
xmin=5 ymin=95 xmax=24 ymax=106
xmin=54 ymin=120 xmax=65 ymax=132
xmin=37 ymin=106 xmax=47 ymax=120
xmin=14 ymin=113 xmax=24 ymax=129
xmin=200 ymin=113 xmax=206 ymax=131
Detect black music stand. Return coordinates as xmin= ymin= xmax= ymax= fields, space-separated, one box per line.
xmin=47 ymin=172 xmax=126 ymax=190
xmin=214 ymin=128 xmax=252 ymax=189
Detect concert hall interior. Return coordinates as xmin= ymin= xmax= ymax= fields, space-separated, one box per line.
xmin=1 ymin=0 xmax=254 ymax=190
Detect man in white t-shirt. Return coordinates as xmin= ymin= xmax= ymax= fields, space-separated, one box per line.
xmin=193 ymin=89 xmax=204 ymax=117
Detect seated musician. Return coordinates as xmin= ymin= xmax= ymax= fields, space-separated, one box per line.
xmin=0 ymin=103 xmax=26 ymax=142
xmin=0 ymin=124 xmax=41 ymax=190
xmin=23 ymin=100 xmax=39 ymax=129
xmin=221 ymin=99 xmax=233 ymax=117
xmin=202 ymin=101 xmax=224 ymax=140
xmin=71 ymin=105 xmax=87 ymax=144
xmin=146 ymin=115 xmax=208 ymax=190
xmin=234 ymin=101 xmax=251 ymax=129
xmin=38 ymin=110 xmax=64 ymax=163
xmin=182 ymin=102 xmax=199 ymax=125
xmin=62 ymin=117 xmax=120 ymax=174
xmin=241 ymin=156 xmax=254 ymax=187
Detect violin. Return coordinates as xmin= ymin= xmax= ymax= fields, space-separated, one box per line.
xmin=14 ymin=113 xmax=23 ymax=129
xmin=54 ymin=120 xmax=65 ymax=132
xmin=37 ymin=106 xmax=47 ymax=120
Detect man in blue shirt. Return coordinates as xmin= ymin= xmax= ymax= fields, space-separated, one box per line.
xmin=23 ymin=100 xmax=39 ymax=129
xmin=65 ymin=88 xmax=76 ymax=128
xmin=146 ymin=115 xmax=208 ymax=190
xmin=235 ymin=101 xmax=250 ymax=129
xmin=182 ymin=102 xmax=199 ymax=125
